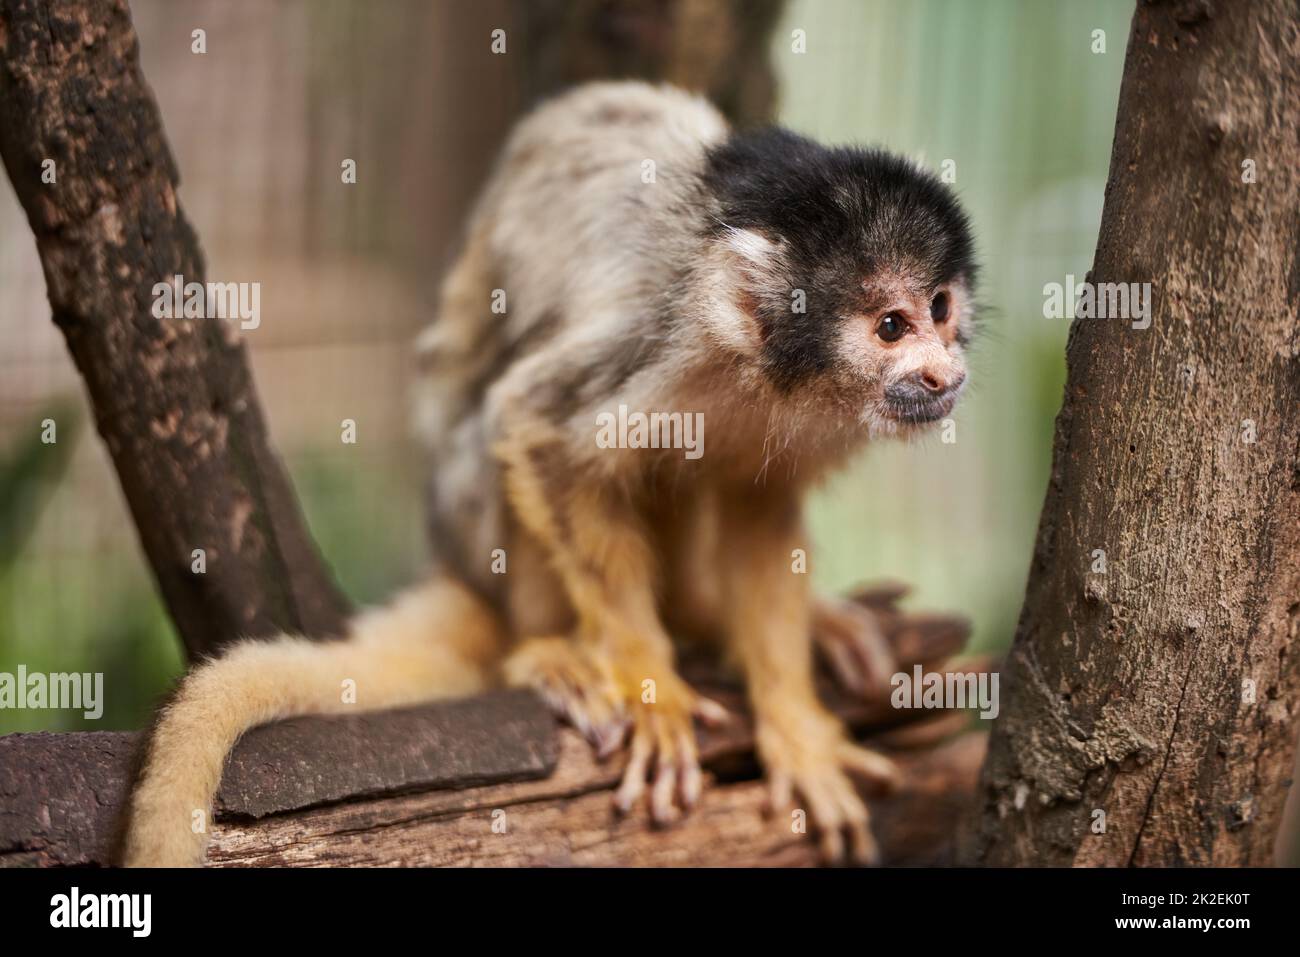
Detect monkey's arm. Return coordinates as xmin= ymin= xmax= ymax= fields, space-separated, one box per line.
xmin=489 ymin=382 xmax=724 ymax=824
xmin=717 ymin=486 xmax=900 ymax=864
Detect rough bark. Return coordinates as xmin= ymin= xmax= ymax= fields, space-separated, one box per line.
xmin=973 ymin=0 xmax=1300 ymax=866
xmin=0 ymin=691 xmax=558 ymax=866
xmin=0 ymin=719 xmax=985 ymax=868
xmin=203 ymin=730 xmax=985 ymax=868
xmin=0 ymin=0 xmax=351 ymax=660
xmin=510 ymin=0 xmax=786 ymax=127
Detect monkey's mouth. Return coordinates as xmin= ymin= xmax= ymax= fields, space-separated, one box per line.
xmin=881 ymin=393 xmax=958 ymax=425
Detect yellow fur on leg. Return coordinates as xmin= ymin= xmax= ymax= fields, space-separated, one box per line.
xmin=717 ymin=487 xmax=900 ymax=864
xmin=123 ymin=578 xmax=502 ymax=867
xmin=492 ymin=422 xmax=718 ymax=823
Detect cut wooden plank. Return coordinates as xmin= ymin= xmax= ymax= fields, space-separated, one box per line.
xmin=217 ymin=690 xmax=557 ymax=818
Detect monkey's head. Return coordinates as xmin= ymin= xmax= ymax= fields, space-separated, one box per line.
xmin=702 ymin=129 xmax=977 ymax=437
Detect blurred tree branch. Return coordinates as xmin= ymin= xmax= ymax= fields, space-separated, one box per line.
xmin=972 ymin=0 xmax=1300 ymax=866
xmin=510 ymin=0 xmax=787 ymax=127
xmin=0 ymin=0 xmax=351 ymax=660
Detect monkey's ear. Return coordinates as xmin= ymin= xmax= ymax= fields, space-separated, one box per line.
xmin=700 ymin=228 xmax=786 ymax=356
xmin=722 ymin=227 xmax=785 ymax=279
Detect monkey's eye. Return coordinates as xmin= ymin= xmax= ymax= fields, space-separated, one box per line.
xmin=931 ymin=292 xmax=950 ymax=323
xmin=877 ymin=314 xmax=907 ymax=342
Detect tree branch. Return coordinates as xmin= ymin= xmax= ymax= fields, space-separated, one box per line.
xmin=0 ymin=587 xmax=986 ymax=866
xmin=0 ymin=0 xmax=351 ymax=660
xmin=510 ymin=0 xmax=786 ymax=126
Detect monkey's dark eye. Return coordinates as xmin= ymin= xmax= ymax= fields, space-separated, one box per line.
xmin=931 ymin=292 xmax=950 ymax=323
xmin=877 ymin=314 xmax=907 ymax=342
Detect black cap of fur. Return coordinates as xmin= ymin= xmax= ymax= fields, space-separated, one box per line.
xmin=702 ymin=127 xmax=976 ymax=389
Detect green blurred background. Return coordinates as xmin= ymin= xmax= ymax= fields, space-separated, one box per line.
xmin=0 ymin=0 xmax=1134 ymax=736
xmin=788 ymin=0 xmax=1130 ymax=653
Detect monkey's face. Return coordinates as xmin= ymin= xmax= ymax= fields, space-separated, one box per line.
xmin=831 ymin=268 xmax=972 ymax=433
xmin=704 ymin=134 xmax=977 ymax=437
xmin=717 ymin=231 xmax=976 ymax=438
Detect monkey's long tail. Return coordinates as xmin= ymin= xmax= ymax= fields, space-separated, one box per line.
xmin=122 ymin=576 xmax=504 ymax=867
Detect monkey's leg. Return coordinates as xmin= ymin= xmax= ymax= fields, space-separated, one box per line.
xmin=654 ymin=483 xmax=724 ymax=644
xmin=494 ymin=427 xmax=725 ymax=823
xmin=500 ymin=522 xmax=632 ymax=755
xmin=812 ymin=595 xmax=897 ymax=696
xmin=718 ymin=488 xmax=900 ymax=864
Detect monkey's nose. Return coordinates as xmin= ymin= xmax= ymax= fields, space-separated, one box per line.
xmin=915 ymin=369 xmax=965 ymax=395
xmin=884 ymin=370 xmax=967 ymax=409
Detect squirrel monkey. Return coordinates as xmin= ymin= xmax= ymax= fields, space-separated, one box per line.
xmin=125 ymin=81 xmax=977 ymax=867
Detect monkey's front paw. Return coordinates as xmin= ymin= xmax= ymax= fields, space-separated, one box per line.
xmin=503 ymin=637 xmax=629 ymax=757
xmin=757 ymin=704 xmax=900 ymax=865
xmin=609 ymin=663 xmax=729 ymax=825
xmin=812 ymin=595 xmax=896 ymax=695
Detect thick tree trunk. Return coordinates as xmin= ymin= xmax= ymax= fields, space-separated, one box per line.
xmin=973 ymin=0 xmax=1300 ymax=866
xmin=0 ymin=0 xmax=351 ymax=660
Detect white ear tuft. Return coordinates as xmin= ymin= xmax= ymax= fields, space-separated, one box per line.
xmin=723 ymin=227 xmax=780 ymax=268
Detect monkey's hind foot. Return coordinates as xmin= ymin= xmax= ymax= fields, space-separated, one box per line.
xmin=757 ymin=701 xmax=901 ymax=866
xmin=812 ymin=595 xmax=897 ymax=696
xmin=503 ymin=637 xmax=629 ymax=759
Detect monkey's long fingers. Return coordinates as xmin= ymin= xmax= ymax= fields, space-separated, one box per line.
xmin=798 ymin=777 xmax=845 ymax=863
xmin=813 ymin=597 xmax=896 ymax=693
xmin=837 ymin=741 xmax=902 ymax=794
xmin=842 ymin=603 xmax=895 ymax=688
xmin=676 ymin=729 xmax=703 ymax=810
xmin=790 ymin=769 xmax=875 ymax=866
xmin=824 ymin=768 xmax=878 ymax=866
xmin=765 ymin=769 xmax=794 ymax=816
xmin=821 ymin=635 xmax=867 ymax=695
xmin=505 ymin=638 xmax=628 ymax=757
xmin=691 ymin=695 xmax=731 ymax=727
xmin=613 ymin=720 xmax=654 ymax=814
xmin=649 ymin=718 xmax=683 ymax=825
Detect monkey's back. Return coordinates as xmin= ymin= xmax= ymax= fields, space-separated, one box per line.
xmin=414 ymin=82 xmax=729 ymax=596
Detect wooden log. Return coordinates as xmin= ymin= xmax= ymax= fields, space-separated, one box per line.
xmin=1 ymin=589 xmax=988 ymax=866
xmin=206 ymin=730 xmax=987 ymax=867
xmin=0 ymin=691 xmax=558 ymax=867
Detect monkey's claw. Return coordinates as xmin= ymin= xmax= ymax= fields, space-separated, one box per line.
xmin=812 ymin=595 xmax=897 ymax=695
xmin=502 ymin=637 xmax=629 ymax=755
xmin=757 ymin=702 xmax=900 ymax=865
xmin=609 ymin=667 xmax=728 ymax=825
